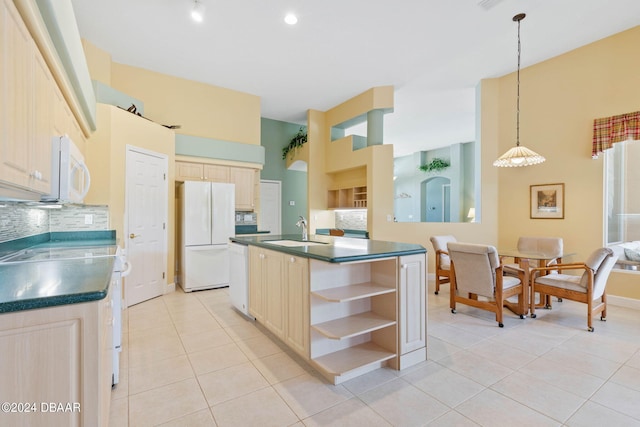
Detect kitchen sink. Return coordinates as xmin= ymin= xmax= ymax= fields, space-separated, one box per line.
xmin=263 ymin=240 xmax=328 ymax=247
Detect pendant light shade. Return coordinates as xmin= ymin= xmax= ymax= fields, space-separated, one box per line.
xmin=493 ymin=13 xmax=545 ymax=168
xmin=493 ymin=145 xmax=545 ymax=167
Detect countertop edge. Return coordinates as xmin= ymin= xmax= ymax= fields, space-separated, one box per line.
xmin=0 ymin=289 xmax=109 ymax=314
xmin=230 ymin=235 xmax=426 ymax=263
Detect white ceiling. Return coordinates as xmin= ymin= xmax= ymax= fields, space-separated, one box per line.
xmin=70 ymin=0 xmax=640 ymax=157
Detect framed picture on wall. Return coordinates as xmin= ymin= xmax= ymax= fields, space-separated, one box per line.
xmin=530 ymin=183 xmax=564 ymax=219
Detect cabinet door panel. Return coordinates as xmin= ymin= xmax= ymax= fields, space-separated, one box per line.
xmin=248 ymin=247 xmax=264 ymax=322
xmin=285 ymin=255 xmax=309 ymax=357
xmin=230 ymin=167 xmax=255 ymax=210
xmin=204 ymin=164 xmax=229 ymax=182
xmin=0 ymin=0 xmax=32 ymax=188
xmin=175 ymin=162 xmax=204 ymax=181
xmin=399 ymin=254 xmax=426 ymax=354
xmin=264 ymin=250 xmax=285 ymax=338
xmin=31 ymin=50 xmax=53 ymax=194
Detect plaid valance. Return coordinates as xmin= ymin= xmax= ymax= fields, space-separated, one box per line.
xmin=592 ymin=111 xmax=640 ymax=158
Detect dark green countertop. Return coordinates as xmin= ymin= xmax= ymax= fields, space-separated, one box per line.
xmin=0 ymin=231 xmax=118 ymax=314
xmin=231 ymin=234 xmax=425 ymax=263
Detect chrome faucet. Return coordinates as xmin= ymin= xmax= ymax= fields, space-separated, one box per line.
xmin=296 ymin=216 xmax=308 ymax=241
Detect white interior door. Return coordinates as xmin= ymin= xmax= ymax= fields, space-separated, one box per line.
xmin=125 ymin=146 xmax=167 ymax=307
xmin=260 ymin=180 xmax=281 ymax=235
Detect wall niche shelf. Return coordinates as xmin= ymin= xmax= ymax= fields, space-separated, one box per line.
xmin=328 ymin=186 xmax=367 ymax=209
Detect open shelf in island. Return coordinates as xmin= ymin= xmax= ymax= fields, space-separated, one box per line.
xmin=311 ymin=342 xmax=396 ymax=378
xmin=312 ymin=312 xmax=396 ymax=340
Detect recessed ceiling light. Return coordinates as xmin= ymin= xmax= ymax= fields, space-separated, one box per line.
xmin=191 ymin=0 xmax=205 ymax=22
xmin=284 ymin=13 xmax=298 ymax=25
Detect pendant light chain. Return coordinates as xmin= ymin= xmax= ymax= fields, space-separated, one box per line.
xmin=492 ymin=12 xmax=545 ymax=167
xmin=516 ymin=16 xmax=521 ymax=147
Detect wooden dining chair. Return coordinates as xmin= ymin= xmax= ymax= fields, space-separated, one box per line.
xmin=448 ymin=242 xmax=526 ymax=327
xmin=529 ymin=247 xmax=617 ymax=332
xmin=429 ymin=235 xmax=456 ymax=295
xmin=329 ymin=229 xmax=345 ymax=236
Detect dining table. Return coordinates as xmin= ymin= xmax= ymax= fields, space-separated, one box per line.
xmin=499 ymin=248 xmax=575 ymax=315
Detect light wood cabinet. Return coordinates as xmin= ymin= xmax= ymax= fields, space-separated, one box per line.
xmin=175 ymin=161 xmax=205 ymax=181
xmin=0 ymin=0 xmax=33 ymax=190
xmin=31 ymin=48 xmax=54 ymax=194
xmin=263 ymin=249 xmax=285 ymax=339
xmin=248 ymin=246 xmax=265 ymax=322
xmin=229 ymin=166 xmax=255 ymax=210
xmin=249 ymin=246 xmax=285 ymax=334
xmin=0 ymin=287 xmax=113 ymax=427
xmin=398 ymin=254 xmax=427 ymax=366
xmin=204 ymin=164 xmax=230 ymax=182
xmin=175 ymin=161 xmax=256 ymax=210
xmin=249 ymin=247 xmax=310 ymax=354
xmin=0 ymin=0 xmax=54 ymax=195
xmin=284 ymin=254 xmax=309 ymax=357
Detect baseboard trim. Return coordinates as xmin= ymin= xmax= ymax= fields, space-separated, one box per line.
xmin=165 ymin=282 xmax=176 ymax=294
xmin=607 ymin=295 xmax=640 ymax=310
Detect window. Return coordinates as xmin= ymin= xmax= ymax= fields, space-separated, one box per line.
xmin=604 ymin=139 xmax=640 ymax=269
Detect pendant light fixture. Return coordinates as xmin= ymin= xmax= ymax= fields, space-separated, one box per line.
xmin=493 ymin=13 xmax=545 ymax=167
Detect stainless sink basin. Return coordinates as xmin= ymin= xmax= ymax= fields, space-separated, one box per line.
xmin=263 ymin=240 xmax=327 ymax=247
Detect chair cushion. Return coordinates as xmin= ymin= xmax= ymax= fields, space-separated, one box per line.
xmin=535 ymin=273 xmax=585 ymax=293
xmin=502 ymin=275 xmax=522 ymax=290
xmin=584 ymin=247 xmax=614 ymax=271
xmin=431 ymin=235 xmax=456 ymax=271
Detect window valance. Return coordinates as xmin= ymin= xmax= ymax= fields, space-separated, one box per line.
xmin=592 ymin=111 xmax=640 ymax=158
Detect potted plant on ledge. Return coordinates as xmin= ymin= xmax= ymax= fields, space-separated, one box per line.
xmin=419 ymin=158 xmax=450 ymax=173
xmin=282 ymin=127 xmax=308 ymax=160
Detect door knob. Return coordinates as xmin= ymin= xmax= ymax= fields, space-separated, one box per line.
xmin=129 ymin=233 xmax=140 ymax=239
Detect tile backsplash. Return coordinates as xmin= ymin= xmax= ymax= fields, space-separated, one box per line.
xmin=0 ymin=203 xmax=109 ymax=243
xmin=335 ymin=209 xmax=367 ymax=230
xmin=235 ymin=211 xmax=257 ymax=225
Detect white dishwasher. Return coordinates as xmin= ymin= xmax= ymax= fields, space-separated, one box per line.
xmin=229 ymin=242 xmax=253 ymax=319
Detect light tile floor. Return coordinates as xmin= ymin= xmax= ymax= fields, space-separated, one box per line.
xmin=110 ymin=282 xmax=640 ymax=426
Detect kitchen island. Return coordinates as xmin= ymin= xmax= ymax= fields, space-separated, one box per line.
xmin=231 ymin=234 xmax=427 ymax=384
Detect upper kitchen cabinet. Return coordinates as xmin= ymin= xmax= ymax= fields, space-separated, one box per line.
xmin=175 ymin=160 xmax=257 ymax=211
xmin=175 ymin=161 xmax=204 ymax=181
xmin=229 ymin=166 xmax=255 ymax=211
xmin=0 ymin=0 xmax=34 ymax=190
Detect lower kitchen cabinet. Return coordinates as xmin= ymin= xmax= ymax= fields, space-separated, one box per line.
xmin=398 ymin=254 xmax=427 ymax=367
xmin=248 ymin=247 xmax=310 ymax=356
xmin=249 ymin=246 xmax=285 ymax=336
xmin=284 ymin=254 xmax=309 ymax=358
xmin=0 ymin=288 xmax=113 ymax=427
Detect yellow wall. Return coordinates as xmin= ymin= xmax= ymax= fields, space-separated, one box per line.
xmin=492 ymin=26 xmax=640 ymax=299
xmin=305 ymin=87 xmax=396 ymax=237
xmin=111 ymin=63 xmax=260 ymax=145
xmin=81 ymin=39 xmax=111 ymax=85
xmin=85 ymin=104 xmax=176 ymax=287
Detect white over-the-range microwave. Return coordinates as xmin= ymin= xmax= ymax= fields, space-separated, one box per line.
xmin=41 ymin=135 xmax=91 ymax=204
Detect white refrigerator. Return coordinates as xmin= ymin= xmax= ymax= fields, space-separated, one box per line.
xmin=179 ymin=181 xmax=235 ymax=292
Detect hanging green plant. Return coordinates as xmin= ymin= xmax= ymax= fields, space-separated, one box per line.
xmin=282 ymin=127 xmax=308 ymax=160
xmin=419 ymin=158 xmax=450 ymax=173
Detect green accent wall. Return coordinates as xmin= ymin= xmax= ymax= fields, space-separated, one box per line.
xmin=94 ymin=81 xmax=144 ymax=114
xmin=261 ymin=118 xmax=308 ymax=235
xmin=176 ymin=135 xmax=265 ymax=164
